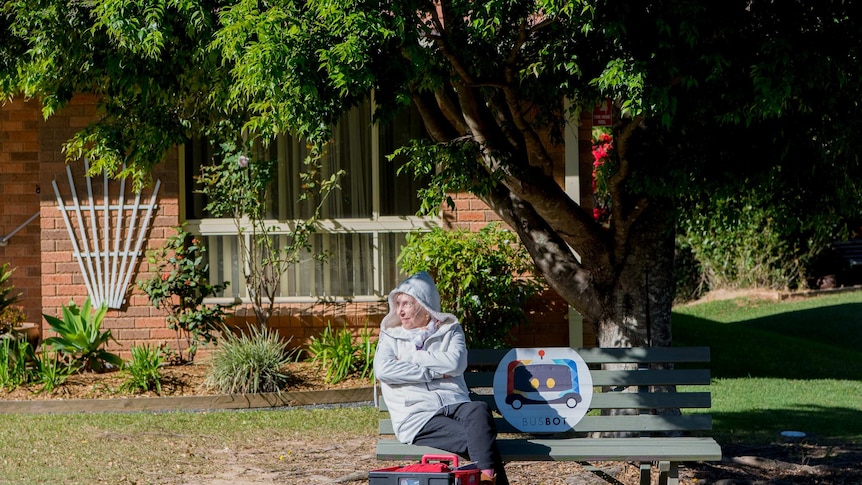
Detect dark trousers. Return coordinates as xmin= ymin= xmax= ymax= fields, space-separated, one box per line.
xmin=412 ymin=401 xmax=509 ymax=485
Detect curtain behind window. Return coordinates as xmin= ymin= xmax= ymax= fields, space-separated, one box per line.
xmin=184 ymin=98 xmax=433 ymax=298
xmin=379 ymin=104 xmax=429 ymax=216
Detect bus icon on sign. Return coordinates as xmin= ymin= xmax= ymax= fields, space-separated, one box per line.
xmin=505 ymin=359 xmax=582 ymax=410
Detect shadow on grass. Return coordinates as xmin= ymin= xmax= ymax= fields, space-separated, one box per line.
xmin=711 ymin=404 xmax=862 ymax=444
xmin=672 ymin=302 xmax=862 ymax=380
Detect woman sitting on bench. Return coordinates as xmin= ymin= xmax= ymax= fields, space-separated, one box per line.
xmin=374 ymin=271 xmax=509 ymax=485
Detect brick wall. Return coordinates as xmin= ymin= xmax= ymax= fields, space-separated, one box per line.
xmin=35 ymin=95 xmax=182 ymax=358
xmin=0 ymin=98 xmax=43 ymax=326
xmin=230 ymin=300 xmax=390 ymax=355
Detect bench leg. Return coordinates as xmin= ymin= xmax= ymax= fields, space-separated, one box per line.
xmin=657 ymin=461 xmax=678 ymax=485
xmin=639 ymin=463 xmax=651 ymax=485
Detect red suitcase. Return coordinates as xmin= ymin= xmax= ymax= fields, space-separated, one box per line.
xmin=369 ymin=454 xmax=480 ymax=485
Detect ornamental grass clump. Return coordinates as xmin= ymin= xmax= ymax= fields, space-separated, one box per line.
xmin=0 ymin=336 xmax=31 ymax=389
xmin=31 ymin=349 xmax=73 ymax=395
xmin=120 ymin=344 xmax=166 ymax=394
xmin=204 ymin=325 xmax=293 ymax=394
xmin=306 ymin=322 xmax=375 ymax=384
xmin=0 ymin=337 xmax=72 ymax=394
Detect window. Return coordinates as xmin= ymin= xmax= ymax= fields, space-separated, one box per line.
xmin=180 ymin=100 xmax=437 ymax=300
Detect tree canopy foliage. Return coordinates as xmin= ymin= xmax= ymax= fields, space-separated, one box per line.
xmin=3 ymin=0 xmax=861 ymax=345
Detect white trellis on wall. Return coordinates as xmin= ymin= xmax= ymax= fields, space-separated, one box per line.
xmin=52 ymin=160 xmax=161 ymax=309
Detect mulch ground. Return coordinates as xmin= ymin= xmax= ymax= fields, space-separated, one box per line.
xmin=0 ymin=360 xmax=371 ymax=401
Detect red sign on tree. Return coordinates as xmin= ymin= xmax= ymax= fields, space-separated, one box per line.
xmin=592 ymin=99 xmax=612 ymax=126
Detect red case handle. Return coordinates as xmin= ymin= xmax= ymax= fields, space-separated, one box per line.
xmin=421 ymin=454 xmax=459 ymax=467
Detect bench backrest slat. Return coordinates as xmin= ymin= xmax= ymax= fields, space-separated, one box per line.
xmin=471 ymin=392 xmax=711 ymax=410
xmin=380 ymin=414 xmax=712 ymax=435
xmin=466 ymin=347 xmax=711 ymax=366
xmin=464 ymin=368 xmax=711 ymax=387
xmin=380 ymin=391 xmax=712 ymax=412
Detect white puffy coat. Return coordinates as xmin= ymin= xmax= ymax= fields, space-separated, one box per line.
xmin=373 ymin=271 xmax=470 ymax=443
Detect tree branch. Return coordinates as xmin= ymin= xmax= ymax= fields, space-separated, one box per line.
xmin=608 ymin=115 xmax=648 ymax=267
xmin=479 ymin=180 xmax=602 ymax=318
xmin=500 ymin=20 xmax=554 ymax=174
xmin=433 ymin=83 xmax=469 ymax=136
xmin=411 ymin=87 xmax=461 ymax=141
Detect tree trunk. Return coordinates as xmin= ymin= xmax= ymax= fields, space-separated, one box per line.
xmin=595 ymin=201 xmax=675 ymax=349
xmin=589 ymin=203 xmax=678 ymax=437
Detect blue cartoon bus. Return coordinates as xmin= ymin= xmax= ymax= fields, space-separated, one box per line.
xmin=505 ymin=359 xmax=582 ymax=409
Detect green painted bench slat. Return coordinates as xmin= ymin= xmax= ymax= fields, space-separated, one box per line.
xmin=381 ymin=391 xmax=712 ymax=412
xmin=469 ymin=391 xmax=711 ymax=410
xmin=563 ymin=391 xmax=711 ymax=410
xmin=381 ymin=413 xmax=713 ymax=434
xmin=378 ymin=437 xmax=722 ymax=462
xmin=466 ymin=347 xmax=711 ymax=366
xmin=464 ymin=368 xmax=712 ymax=387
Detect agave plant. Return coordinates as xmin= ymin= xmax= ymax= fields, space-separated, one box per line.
xmin=42 ymin=298 xmax=122 ymax=373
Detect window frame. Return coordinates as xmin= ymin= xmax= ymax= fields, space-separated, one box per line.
xmin=178 ymin=101 xmax=440 ymax=303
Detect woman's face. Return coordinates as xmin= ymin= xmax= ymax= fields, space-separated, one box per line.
xmin=395 ymin=293 xmax=430 ymax=330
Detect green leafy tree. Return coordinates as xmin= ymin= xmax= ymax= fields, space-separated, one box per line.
xmin=4 ymin=1 xmax=862 ymax=348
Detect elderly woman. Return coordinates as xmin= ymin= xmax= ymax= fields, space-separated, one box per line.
xmin=373 ymin=271 xmax=509 ymax=485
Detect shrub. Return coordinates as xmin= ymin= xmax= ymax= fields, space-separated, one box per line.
xmin=31 ymin=350 xmax=74 ymax=395
xmin=0 ymin=305 xmax=26 ymax=335
xmin=139 ymin=227 xmax=232 ymax=363
xmin=42 ymin=298 xmax=123 ymax=373
xmin=0 ymin=336 xmax=73 ymax=394
xmin=673 ymin=240 xmax=708 ymax=304
xmin=398 ymin=223 xmax=544 ymax=348
xmin=120 ymin=344 xmax=166 ymax=394
xmin=0 ymin=336 xmax=33 ymax=390
xmin=677 ymin=171 xmax=849 ymax=291
xmin=204 ymin=325 xmax=293 ymax=394
xmin=306 ymin=322 xmax=375 ymax=384
xmin=0 ymin=263 xmax=21 ymax=333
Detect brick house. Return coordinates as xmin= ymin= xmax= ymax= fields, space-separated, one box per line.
xmin=0 ymin=94 xmax=597 ymax=359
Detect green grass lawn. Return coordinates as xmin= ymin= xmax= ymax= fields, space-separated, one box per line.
xmin=673 ymin=290 xmax=862 ymax=445
xmin=0 ymin=406 xmax=381 ymax=483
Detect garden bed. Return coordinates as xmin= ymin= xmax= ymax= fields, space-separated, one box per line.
xmin=0 ymin=361 xmax=376 ymax=412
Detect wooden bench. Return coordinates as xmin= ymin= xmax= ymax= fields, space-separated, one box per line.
xmin=377 ymin=346 xmax=722 ymax=485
